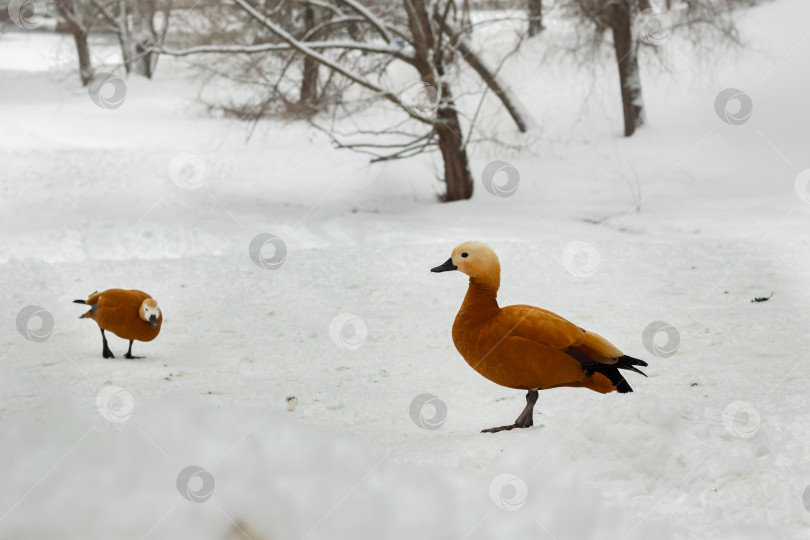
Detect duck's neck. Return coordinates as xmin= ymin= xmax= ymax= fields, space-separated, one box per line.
xmin=458 ymin=278 xmax=500 ymax=321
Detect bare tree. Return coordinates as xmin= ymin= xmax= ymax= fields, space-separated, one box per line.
xmin=298 ymin=3 xmax=320 ymax=108
xmin=607 ymin=0 xmax=643 ymax=136
xmin=91 ymin=0 xmax=171 ymax=78
xmin=56 ymin=0 xmax=94 ymax=85
xmin=560 ymin=0 xmax=739 ymax=136
xmin=55 ymin=0 xmax=171 ymax=86
xmin=527 ymin=0 xmax=543 ymax=36
xmin=161 ymin=0 xmax=530 ymax=201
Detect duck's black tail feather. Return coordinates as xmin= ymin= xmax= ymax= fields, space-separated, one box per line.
xmin=73 ymin=295 xmax=98 ymax=318
xmin=590 ymin=356 xmax=648 ymax=394
xmin=595 ymin=367 xmax=634 ymax=393
xmin=617 ymin=355 xmax=648 ymax=376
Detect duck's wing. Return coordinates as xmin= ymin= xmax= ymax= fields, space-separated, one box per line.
xmin=95 ymin=289 xmax=137 ymax=313
xmin=498 ymin=304 xmax=623 ymax=366
xmin=126 ymin=289 xmax=152 ymax=301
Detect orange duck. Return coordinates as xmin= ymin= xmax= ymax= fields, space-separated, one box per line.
xmin=74 ymin=289 xmax=162 ymax=359
xmin=432 ymin=241 xmax=647 ymax=433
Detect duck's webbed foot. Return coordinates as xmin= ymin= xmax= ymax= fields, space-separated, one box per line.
xmin=481 ymin=423 xmax=525 ymax=433
xmin=481 ymin=390 xmax=538 ymax=434
xmin=123 ymin=340 xmax=143 ymax=360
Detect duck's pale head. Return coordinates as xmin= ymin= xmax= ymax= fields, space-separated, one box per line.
xmin=431 ymin=241 xmax=500 ymax=290
xmin=140 ymin=298 xmax=161 ymax=328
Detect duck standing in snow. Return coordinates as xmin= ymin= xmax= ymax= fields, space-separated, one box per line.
xmin=74 ymin=289 xmax=162 ymax=359
xmin=432 ymin=242 xmax=647 ymax=433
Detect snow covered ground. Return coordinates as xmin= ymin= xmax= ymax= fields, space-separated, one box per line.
xmin=1 ymin=0 xmax=810 ymax=538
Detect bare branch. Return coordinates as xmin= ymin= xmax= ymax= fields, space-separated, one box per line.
xmin=334 ymin=0 xmax=393 ymax=43
xmin=226 ymin=0 xmax=438 ymax=127
xmin=158 ymin=40 xmax=413 ymax=60
xmin=440 ymin=20 xmax=530 ymax=133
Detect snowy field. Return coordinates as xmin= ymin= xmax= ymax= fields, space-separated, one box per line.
xmin=2 ymin=0 xmax=810 ymax=538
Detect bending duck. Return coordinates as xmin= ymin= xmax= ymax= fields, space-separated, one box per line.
xmin=74 ymin=289 xmax=162 ymax=359
xmin=432 ymin=242 xmax=647 ymax=433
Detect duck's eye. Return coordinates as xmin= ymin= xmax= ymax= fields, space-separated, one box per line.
xmin=461 ymin=252 xmax=468 ymax=258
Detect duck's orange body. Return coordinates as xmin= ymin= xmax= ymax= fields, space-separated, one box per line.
xmin=453 ymin=283 xmax=617 ymax=393
xmin=82 ymin=289 xmax=162 ymax=341
xmin=433 ymin=242 xmax=647 ymax=432
xmin=74 ymin=289 xmax=162 ymax=359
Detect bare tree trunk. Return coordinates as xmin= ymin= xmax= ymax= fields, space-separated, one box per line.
xmin=56 ymin=0 xmax=92 ymax=86
xmin=72 ymin=30 xmax=93 ymax=85
xmin=528 ymin=0 xmax=543 ymax=36
xmin=461 ymin=0 xmax=472 ymax=34
xmin=131 ymin=1 xmax=152 ymax=77
xmin=437 ymin=92 xmax=474 ymax=202
xmin=299 ymin=4 xmax=319 ymax=108
xmin=117 ymin=0 xmax=162 ymax=79
xmin=407 ymin=0 xmax=474 ymax=201
xmin=118 ymin=1 xmax=136 ymax=73
xmin=607 ymin=1 xmax=644 ymax=136
xmin=133 ymin=17 xmax=156 ymax=78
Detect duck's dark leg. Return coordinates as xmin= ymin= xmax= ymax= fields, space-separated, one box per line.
xmin=482 ymin=390 xmax=539 ymax=433
xmin=123 ymin=340 xmax=142 ymax=359
xmin=101 ymin=329 xmax=114 ymax=359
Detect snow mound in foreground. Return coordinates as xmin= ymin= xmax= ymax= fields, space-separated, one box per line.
xmin=1 ymin=400 xmax=671 ymax=540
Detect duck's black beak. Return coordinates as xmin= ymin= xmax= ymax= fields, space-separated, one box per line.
xmin=431 ymin=257 xmax=457 ymax=273
xmin=149 ymin=315 xmax=158 ymax=328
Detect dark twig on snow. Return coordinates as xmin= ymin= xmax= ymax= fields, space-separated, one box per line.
xmin=751 ymin=292 xmax=773 ymax=303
